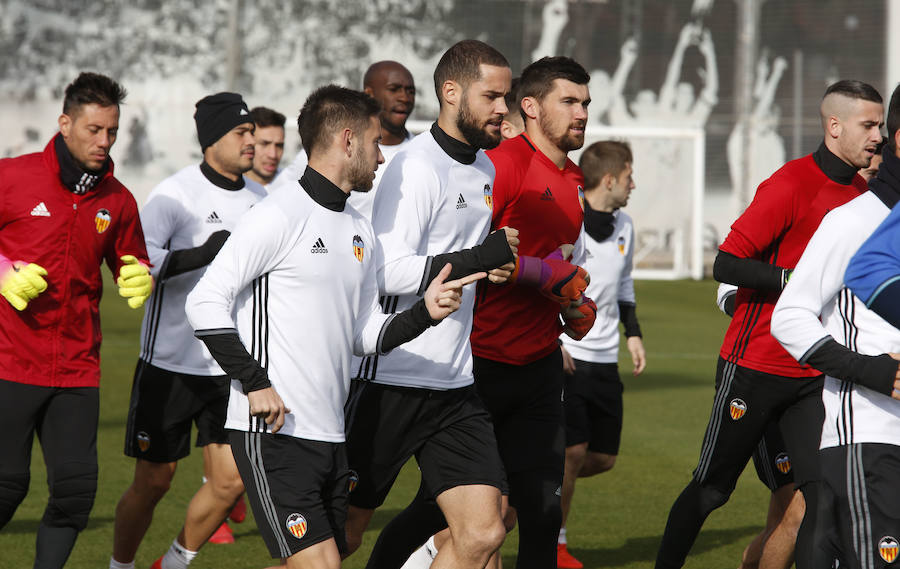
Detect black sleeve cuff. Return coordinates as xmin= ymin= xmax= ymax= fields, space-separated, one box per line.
xmin=713 ymin=250 xmax=785 ymax=292
xmin=417 ymin=231 xmax=514 ymax=295
xmin=801 ymin=336 xmax=897 ymax=397
xmin=161 ymin=230 xmax=231 ymax=280
xmin=869 ymin=280 xmax=900 ymax=330
xmin=379 ymin=299 xmax=438 ymax=353
xmin=195 ymin=330 xmax=271 ymax=394
xmin=618 ymin=301 xmax=642 ymax=338
xmin=723 ymin=294 xmax=736 ymax=317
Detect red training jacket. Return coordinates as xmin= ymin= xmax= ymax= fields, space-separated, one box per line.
xmin=0 ymin=135 xmax=149 ymax=387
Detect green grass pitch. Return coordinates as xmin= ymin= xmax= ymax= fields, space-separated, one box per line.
xmin=0 ymin=277 xmax=772 ymax=568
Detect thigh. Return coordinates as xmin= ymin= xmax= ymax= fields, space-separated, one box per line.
xmin=692 ymin=359 xmax=779 ymax=493
xmin=37 ymin=387 xmax=99 ymax=474
xmin=230 ymin=430 xmax=346 ymax=559
xmin=779 ymin=377 xmax=825 ymax=487
xmin=124 ymin=361 xmax=202 ymax=462
xmin=193 ymin=374 xmax=231 ymax=447
xmin=581 ymin=361 xmax=624 ymax=455
xmin=344 ymin=382 xmax=424 ymax=509
xmin=752 ymin=419 xmax=794 ymax=491
xmin=417 ymin=387 xmax=506 ymax=500
xmin=0 ymin=379 xmax=48 ymax=474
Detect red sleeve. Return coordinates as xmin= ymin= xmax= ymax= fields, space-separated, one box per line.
xmin=487 ymin=147 xmax=520 ymax=228
xmin=719 ymin=174 xmax=799 ymax=259
xmin=106 ymin=189 xmax=149 ymax=276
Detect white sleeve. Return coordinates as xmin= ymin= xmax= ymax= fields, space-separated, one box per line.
xmin=371 ymin=153 xmax=441 ymax=295
xmin=617 ymin=220 xmax=636 ymax=304
xmin=571 ymin=225 xmax=587 ymax=267
xmin=771 ymin=212 xmax=854 ymax=362
xmin=716 ymin=283 xmax=737 ymax=315
xmin=186 ymin=206 xmax=294 ymax=333
xmin=139 ymin=183 xmax=186 ymax=280
xmin=353 ymin=238 xmax=393 ymax=356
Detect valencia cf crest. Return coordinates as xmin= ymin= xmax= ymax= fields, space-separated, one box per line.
xmin=136 ymin=431 xmax=151 ymax=452
xmin=879 ymin=536 xmax=899 ymax=563
xmin=483 ymin=184 xmax=493 ymax=209
xmin=617 ymin=235 xmax=626 ymax=255
xmin=577 ymin=185 xmax=584 ymax=211
xmin=348 ymin=470 xmax=359 ymax=493
xmin=775 ymin=452 xmax=791 ymax=474
xmin=285 ymin=513 xmax=308 ymax=540
xmin=352 ymin=235 xmax=365 ymax=262
xmin=729 ymin=398 xmax=747 ymax=421
xmin=95 ymin=208 xmax=111 ymax=234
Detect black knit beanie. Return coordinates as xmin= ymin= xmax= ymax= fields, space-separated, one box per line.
xmin=194 ymin=92 xmax=253 ymax=151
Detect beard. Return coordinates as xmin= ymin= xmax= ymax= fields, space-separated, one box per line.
xmin=348 ymin=146 xmax=376 ymax=192
xmin=540 ymin=114 xmax=585 ymax=153
xmin=457 ymin=96 xmax=502 ymax=150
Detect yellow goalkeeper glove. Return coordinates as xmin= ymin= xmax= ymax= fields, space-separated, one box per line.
xmin=0 ymin=260 xmax=48 ymax=311
xmin=117 ymin=255 xmax=152 ymax=309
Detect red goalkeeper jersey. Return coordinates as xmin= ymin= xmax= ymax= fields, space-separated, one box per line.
xmin=719 ymin=149 xmax=866 ymax=377
xmin=471 ymin=134 xmax=585 ymax=365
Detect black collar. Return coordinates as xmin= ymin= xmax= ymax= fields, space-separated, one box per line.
xmin=54 ymin=135 xmax=108 ymax=194
xmin=300 ymin=167 xmax=349 ymax=212
xmin=200 ymin=161 xmax=245 ymax=191
xmin=431 ymin=123 xmax=478 ymax=165
xmin=812 ymin=141 xmax=859 ymax=185
xmin=869 ymin=145 xmax=900 ymax=210
xmin=583 ymin=199 xmax=617 ymax=242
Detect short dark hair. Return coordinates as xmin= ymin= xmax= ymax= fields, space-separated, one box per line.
xmin=823 ymin=80 xmax=883 ymax=105
xmin=62 ymin=72 xmax=127 ymax=116
xmin=579 ymin=140 xmax=633 ymax=189
xmin=297 ymin=85 xmax=380 ymax=157
xmin=433 ymin=40 xmax=509 ymax=105
xmin=250 ymin=106 xmax=286 ymax=129
xmin=887 ymin=83 xmax=900 ymax=144
xmin=518 ymin=57 xmax=590 ymax=118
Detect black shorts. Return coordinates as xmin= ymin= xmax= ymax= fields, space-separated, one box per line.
xmin=692 ymin=357 xmax=823 ymax=495
xmin=751 ymin=420 xmax=794 ymax=491
xmin=344 ymin=382 xmax=505 ymax=510
xmin=474 ymin=349 xmax=565 ymax=477
xmin=564 ymin=360 xmax=623 ymax=454
xmin=819 ymin=444 xmax=900 ymax=569
xmin=124 ymin=359 xmax=230 ymax=462
xmin=229 ymin=430 xmax=349 ymax=559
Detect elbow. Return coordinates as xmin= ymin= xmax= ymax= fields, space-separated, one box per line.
xmin=712 ymin=251 xmax=729 ymax=283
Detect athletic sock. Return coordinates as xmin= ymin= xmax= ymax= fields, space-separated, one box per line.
xmin=109 ymin=558 xmax=135 ymax=569
xmin=425 ymin=535 xmax=438 ymax=558
xmin=558 ymin=526 xmax=567 ymax=545
xmin=33 ymin=523 xmax=79 ymax=569
xmin=161 ymin=539 xmax=198 ymax=569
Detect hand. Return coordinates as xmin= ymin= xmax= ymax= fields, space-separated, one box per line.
xmin=117 ymin=255 xmax=153 ymax=309
xmin=627 ymin=336 xmax=646 ymax=376
xmin=248 ymin=387 xmax=291 ymax=434
xmin=202 ymin=230 xmax=231 ymax=257
xmin=620 ymin=37 xmax=639 ymax=61
xmin=772 ymin=56 xmax=788 ymax=74
xmin=488 ymin=261 xmax=515 ymax=284
xmin=561 ymin=345 xmax=576 ymax=375
xmin=0 ymin=260 xmax=48 ymax=311
xmin=561 ymin=295 xmax=597 ymax=340
xmin=678 ymin=22 xmax=701 ymax=45
xmin=497 ymin=226 xmax=519 ymax=257
xmin=512 ymin=246 xmax=589 ymax=306
xmin=424 ymin=263 xmax=486 ymax=321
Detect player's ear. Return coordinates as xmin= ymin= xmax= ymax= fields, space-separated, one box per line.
xmin=363 ymin=86 xmax=375 ymax=97
xmin=520 ymin=96 xmax=539 ymax=121
xmin=442 ymin=80 xmax=460 ymax=108
xmin=341 ymin=127 xmax=354 ymax=158
xmin=893 ymin=130 xmax=900 ymax=154
xmin=600 ymin=173 xmax=615 ymax=191
xmin=826 ymin=115 xmax=842 ymax=140
xmin=58 ymin=114 xmax=72 ymax=139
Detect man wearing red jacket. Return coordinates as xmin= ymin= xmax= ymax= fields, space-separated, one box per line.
xmin=471 ymin=55 xmax=593 ymax=569
xmin=655 ymin=80 xmax=883 ymax=569
xmin=0 ymin=72 xmax=151 ymax=569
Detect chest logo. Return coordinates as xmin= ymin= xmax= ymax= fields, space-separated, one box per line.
xmin=285 ymin=513 xmax=308 ymax=540
xmin=617 ymin=236 xmax=626 ymax=255
xmin=95 ymin=208 xmax=111 ymax=234
xmin=577 ymin=185 xmax=584 ymax=211
xmin=456 ymin=194 xmax=467 ymax=209
xmin=352 ymin=235 xmax=365 ymax=262
xmin=311 ymin=237 xmax=328 ymax=254
xmin=729 ymin=398 xmax=747 ymax=420
xmin=540 ymin=187 xmax=554 ymax=201
xmin=31 ymin=202 xmax=51 ymax=217
xmin=879 ymin=537 xmax=899 ymax=563
xmin=206 ymin=211 xmax=222 ymax=223
xmin=483 ymin=184 xmax=493 ymax=209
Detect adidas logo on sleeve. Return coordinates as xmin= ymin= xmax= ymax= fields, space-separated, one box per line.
xmin=206 ymin=211 xmax=222 ymax=223
xmin=456 ymin=194 xmax=467 ymax=209
xmin=30 ymin=202 xmax=51 ymax=216
xmin=311 ymin=237 xmax=328 ymax=253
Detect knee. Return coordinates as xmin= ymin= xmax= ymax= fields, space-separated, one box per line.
xmin=0 ymin=471 xmax=30 ymax=526
xmin=565 ymin=444 xmax=588 ymax=469
xmin=210 ymin=472 xmax=245 ymax=504
xmin=44 ymin=462 xmax=97 ymax=530
xmin=695 ymin=481 xmax=730 ymax=517
xmin=136 ymin=467 xmax=174 ymax=502
xmin=453 ymin=518 xmax=506 ymax=559
xmin=581 ymin=453 xmax=616 ymax=477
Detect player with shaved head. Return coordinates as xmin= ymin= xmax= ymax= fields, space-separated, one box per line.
xmin=655 ymin=80 xmax=882 ymax=569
